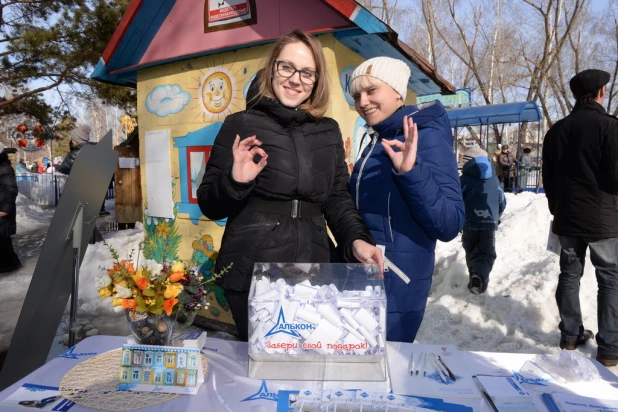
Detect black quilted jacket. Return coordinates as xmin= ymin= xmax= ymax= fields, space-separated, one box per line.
xmin=0 ymin=152 xmax=18 ymax=237
xmin=197 ymin=91 xmax=374 ymax=292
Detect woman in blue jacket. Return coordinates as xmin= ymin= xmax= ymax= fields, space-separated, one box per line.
xmin=349 ymin=57 xmax=465 ymax=343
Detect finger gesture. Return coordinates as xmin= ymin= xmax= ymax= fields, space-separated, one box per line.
xmin=231 ymin=135 xmax=268 ymax=183
xmin=381 ymin=116 xmax=418 ymax=174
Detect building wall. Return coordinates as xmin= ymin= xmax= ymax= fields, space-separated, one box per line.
xmin=135 ymin=34 xmax=416 ymax=326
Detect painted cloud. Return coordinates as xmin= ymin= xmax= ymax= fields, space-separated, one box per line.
xmin=146 ymin=84 xmax=191 ymax=117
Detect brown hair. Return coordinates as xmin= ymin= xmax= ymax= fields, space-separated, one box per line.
xmin=252 ymin=29 xmax=330 ymax=118
xmin=575 ymin=87 xmax=603 ymax=106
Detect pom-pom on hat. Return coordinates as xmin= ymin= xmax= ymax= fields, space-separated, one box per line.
xmin=462 ymin=146 xmax=488 ymax=165
xmin=70 ymin=125 xmax=91 ymax=145
xmin=352 ymin=57 xmax=411 ymax=101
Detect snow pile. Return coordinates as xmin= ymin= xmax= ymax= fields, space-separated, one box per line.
xmin=76 ymin=223 xmax=145 ymax=336
xmin=15 ymin=193 xmax=55 ymax=232
xmin=417 ymin=192 xmax=600 ymax=357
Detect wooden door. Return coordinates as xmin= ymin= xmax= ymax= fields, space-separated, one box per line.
xmin=114 ymin=145 xmax=142 ymax=224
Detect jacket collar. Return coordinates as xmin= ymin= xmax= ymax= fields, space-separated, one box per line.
xmin=251 ymin=97 xmax=313 ymax=127
xmin=370 ymin=106 xmax=415 ymax=138
xmin=572 ymin=101 xmax=607 ymax=115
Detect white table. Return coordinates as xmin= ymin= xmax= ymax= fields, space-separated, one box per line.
xmin=1 ymin=336 xmax=617 ymax=411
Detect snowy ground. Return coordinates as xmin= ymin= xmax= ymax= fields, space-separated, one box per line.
xmin=1 ymin=191 xmax=614 ymax=374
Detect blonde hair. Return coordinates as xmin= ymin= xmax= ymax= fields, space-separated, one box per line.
xmin=349 ymin=76 xmax=388 ymax=100
xmin=251 ymin=29 xmax=330 ymax=118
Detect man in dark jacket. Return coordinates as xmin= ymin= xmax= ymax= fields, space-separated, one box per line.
xmin=543 ymin=69 xmax=618 ymax=366
xmin=498 ymin=145 xmax=516 ymax=192
xmin=0 ymin=142 xmax=21 ymax=273
xmin=460 ymin=147 xmax=506 ymax=294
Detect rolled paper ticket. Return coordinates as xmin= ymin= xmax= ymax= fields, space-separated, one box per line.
xmin=255 ymin=278 xmax=269 ymax=296
xmin=317 ymin=303 xmax=343 ymax=328
xmin=294 ymin=283 xmax=319 ymax=298
xmin=358 ymin=325 xmax=378 ymax=347
xmin=254 ymin=288 xmax=279 ymax=302
xmin=286 ymin=301 xmax=300 ymax=323
xmin=336 ymin=298 xmax=361 ymax=309
xmin=339 ymin=308 xmax=361 ymax=329
xmin=258 ymin=309 xmax=270 ymax=321
xmin=365 ymin=285 xmax=373 ymax=292
xmin=343 ymin=323 xmax=365 ymax=341
xmin=353 ymin=308 xmax=379 ymax=332
xmin=296 ymin=306 xmax=322 ymax=324
xmin=379 ymin=306 xmax=386 ymax=332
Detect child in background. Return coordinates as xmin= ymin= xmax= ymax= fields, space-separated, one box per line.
xmin=460 ymin=147 xmax=506 ymax=294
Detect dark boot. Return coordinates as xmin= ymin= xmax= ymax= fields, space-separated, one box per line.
xmin=596 ymin=353 xmax=618 ymax=367
xmin=559 ymin=329 xmax=594 ymax=350
xmin=468 ymin=274 xmax=484 ymax=295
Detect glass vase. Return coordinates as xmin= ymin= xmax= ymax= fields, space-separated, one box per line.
xmin=125 ymin=310 xmax=176 ymax=346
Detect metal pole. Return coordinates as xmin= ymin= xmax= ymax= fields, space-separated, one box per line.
xmin=68 ymin=207 xmax=83 ymax=347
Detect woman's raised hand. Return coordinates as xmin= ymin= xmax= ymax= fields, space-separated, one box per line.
xmin=231 ymin=135 xmax=268 ymax=183
xmin=381 ymin=115 xmax=418 ymax=174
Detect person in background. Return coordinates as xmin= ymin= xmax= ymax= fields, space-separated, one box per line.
xmin=197 ymin=30 xmax=383 ymax=341
xmin=0 ymin=142 xmax=22 ymax=273
xmin=349 ymin=56 xmax=465 ymax=343
xmin=460 ymin=147 xmax=506 ymax=294
xmin=58 ymin=125 xmax=93 ymax=174
xmin=498 ymin=144 xmax=516 ymax=192
xmin=543 ymin=69 xmax=618 ymax=366
xmin=46 ymin=163 xmax=53 ymax=173
xmin=518 ymin=147 xmax=532 ymax=191
xmin=58 ymin=124 xmax=104 ymax=243
xmin=493 ymin=143 xmax=502 ymax=185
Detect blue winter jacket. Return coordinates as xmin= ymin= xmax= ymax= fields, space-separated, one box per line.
xmin=460 ymin=156 xmax=506 ymax=231
xmin=350 ymin=101 xmax=465 ymax=342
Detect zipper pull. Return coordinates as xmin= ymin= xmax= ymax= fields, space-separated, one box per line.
xmin=272 ymin=222 xmax=280 ymax=231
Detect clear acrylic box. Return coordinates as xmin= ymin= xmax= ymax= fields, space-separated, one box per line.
xmin=247 ymin=262 xmax=387 ymax=381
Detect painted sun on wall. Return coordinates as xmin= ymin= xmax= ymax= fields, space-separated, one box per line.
xmin=190 ymin=63 xmax=247 ymax=122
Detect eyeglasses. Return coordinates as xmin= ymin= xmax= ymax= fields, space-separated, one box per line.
xmin=275 ymin=60 xmax=318 ymax=85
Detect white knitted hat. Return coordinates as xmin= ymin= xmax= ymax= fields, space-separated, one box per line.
xmin=352 ymin=57 xmax=411 ymax=101
xmin=462 ymin=147 xmax=488 ymax=165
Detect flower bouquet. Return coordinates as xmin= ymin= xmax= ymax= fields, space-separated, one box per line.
xmin=96 ymin=241 xmax=231 ymax=345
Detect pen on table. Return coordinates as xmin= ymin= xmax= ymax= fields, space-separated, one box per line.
xmin=429 ymin=355 xmax=448 ymax=383
xmin=408 ymin=351 xmax=415 ymax=376
xmin=437 ymin=355 xmax=456 ymax=381
xmin=423 ymin=352 xmax=427 ymax=376
xmin=472 ymin=376 xmax=499 ymax=412
xmin=431 ymin=353 xmax=450 ymax=381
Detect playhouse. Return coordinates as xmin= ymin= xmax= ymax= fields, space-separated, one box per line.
xmin=93 ymin=0 xmax=454 ymax=329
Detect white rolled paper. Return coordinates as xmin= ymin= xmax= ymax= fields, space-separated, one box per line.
xmin=255 ymin=278 xmax=270 ymax=296
xmin=317 ymin=303 xmax=343 ymax=328
xmin=294 ymin=283 xmax=319 ymax=298
xmin=254 ymin=288 xmax=279 ymax=302
xmin=379 ymin=306 xmax=386 ymax=332
xmin=358 ymin=325 xmax=378 ymax=347
xmin=296 ymin=306 xmax=322 ymax=324
xmin=335 ymin=298 xmax=361 ymax=309
xmin=258 ymin=309 xmax=271 ymax=321
xmin=353 ymin=308 xmax=379 ymax=332
xmin=339 ymin=308 xmax=361 ymax=329
xmin=365 ymin=285 xmax=373 ymax=292
xmin=343 ymin=323 xmax=365 ymax=341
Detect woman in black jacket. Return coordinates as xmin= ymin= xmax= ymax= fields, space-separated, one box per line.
xmin=0 ymin=143 xmax=21 ymax=273
xmin=197 ymin=30 xmax=382 ymax=341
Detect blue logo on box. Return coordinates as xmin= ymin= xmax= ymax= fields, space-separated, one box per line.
xmin=241 ymin=380 xmax=278 ymax=402
xmin=264 ymin=307 xmax=315 ymax=338
xmin=58 ymin=347 xmax=97 ymax=360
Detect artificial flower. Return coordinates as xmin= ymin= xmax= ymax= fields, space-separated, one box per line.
xmin=95 ymin=275 xmax=112 ymax=289
xmin=98 ymin=288 xmax=112 ymax=298
xmin=171 ymin=262 xmax=185 ymax=273
xmin=163 ymin=297 xmax=178 ymax=316
xmin=113 ymin=305 xmax=124 ymax=313
xmin=115 ymin=284 xmax=133 ymax=298
xmin=145 ymin=259 xmax=163 ymax=277
xmin=168 ymin=271 xmax=185 ymax=282
xmin=121 ymin=299 xmax=137 ymax=310
xmin=133 ymin=275 xmax=150 ymax=291
xmin=164 ymin=283 xmax=183 ymax=299
xmin=112 ymin=297 xmax=124 ymax=307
